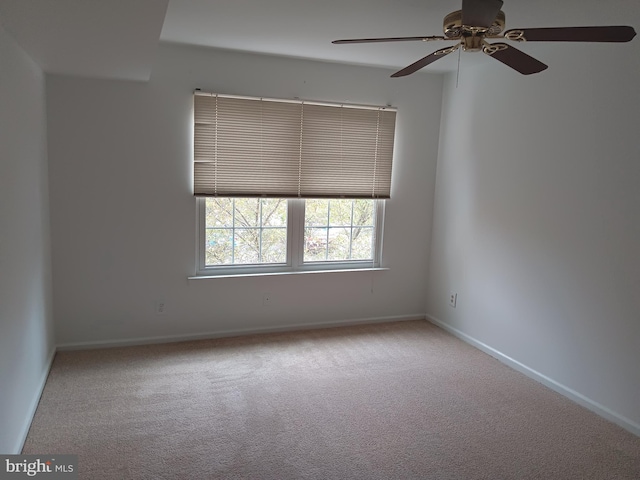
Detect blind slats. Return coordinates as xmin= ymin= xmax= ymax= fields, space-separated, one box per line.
xmin=193 ymin=93 xmax=396 ymax=198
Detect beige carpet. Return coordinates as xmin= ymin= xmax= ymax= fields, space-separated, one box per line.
xmin=23 ymin=320 xmax=640 ymax=479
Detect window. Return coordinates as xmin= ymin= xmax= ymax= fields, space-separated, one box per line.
xmin=304 ymin=199 xmax=376 ymax=262
xmin=193 ymin=92 xmax=396 ymax=276
xmin=196 ymin=198 xmax=384 ymax=275
xmin=204 ymin=198 xmax=288 ymax=266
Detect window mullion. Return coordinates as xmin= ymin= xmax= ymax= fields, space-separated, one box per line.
xmin=231 ymin=199 xmax=236 ymax=264
xmin=325 ymin=201 xmax=331 ymax=261
xmin=349 ymin=200 xmax=354 ymax=260
xmin=258 ymin=199 xmax=263 ymax=263
xmin=288 ymin=199 xmax=304 ymax=269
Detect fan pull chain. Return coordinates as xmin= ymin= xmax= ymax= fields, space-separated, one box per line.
xmin=456 ymin=44 xmax=461 ymax=88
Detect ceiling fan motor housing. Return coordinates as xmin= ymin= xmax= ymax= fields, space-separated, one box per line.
xmin=443 ymin=10 xmax=506 ymax=51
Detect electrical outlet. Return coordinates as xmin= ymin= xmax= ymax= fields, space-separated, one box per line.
xmin=156 ymin=302 xmax=166 ymax=315
xmin=263 ymin=293 xmax=272 ymax=306
xmin=449 ymin=293 xmax=457 ymax=308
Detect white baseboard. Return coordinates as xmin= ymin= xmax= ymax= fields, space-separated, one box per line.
xmin=13 ymin=347 xmax=56 ymax=454
xmin=426 ymin=315 xmax=640 ymax=438
xmin=56 ymin=314 xmax=426 ymax=351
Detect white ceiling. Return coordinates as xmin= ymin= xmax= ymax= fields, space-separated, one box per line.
xmin=0 ymin=0 xmax=169 ymax=80
xmin=159 ymin=0 xmax=638 ymax=74
xmin=0 ymin=0 xmax=637 ymax=80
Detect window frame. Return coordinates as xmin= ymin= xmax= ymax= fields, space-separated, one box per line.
xmin=195 ymin=198 xmax=385 ymax=277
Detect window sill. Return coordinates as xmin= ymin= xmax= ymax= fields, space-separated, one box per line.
xmin=188 ymin=267 xmax=389 ymax=280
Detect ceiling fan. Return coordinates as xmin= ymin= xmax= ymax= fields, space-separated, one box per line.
xmin=332 ymin=0 xmax=636 ymax=76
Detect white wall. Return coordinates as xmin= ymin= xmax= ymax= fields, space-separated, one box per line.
xmin=427 ymin=7 xmax=640 ymax=431
xmin=0 ymin=24 xmax=54 ymax=453
xmin=48 ymin=44 xmax=443 ymax=346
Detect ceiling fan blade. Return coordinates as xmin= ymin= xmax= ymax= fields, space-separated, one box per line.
xmin=504 ymin=26 xmax=636 ymax=43
xmin=391 ymin=45 xmax=460 ymax=77
xmin=332 ymin=36 xmax=449 ymax=44
xmin=461 ymin=0 xmax=504 ymax=28
xmin=483 ymin=43 xmax=548 ymax=75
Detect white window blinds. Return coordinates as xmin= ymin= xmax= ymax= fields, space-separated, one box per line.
xmin=193 ymin=92 xmax=397 ymax=198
